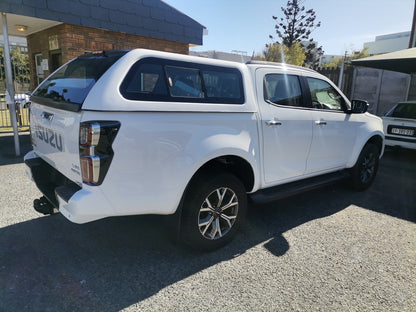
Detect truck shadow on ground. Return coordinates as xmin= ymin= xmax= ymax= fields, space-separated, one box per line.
xmin=0 ymin=188 xmax=346 ymax=311
xmin=0 ymin=137 xmax=414 ymax=310
xmin=1 ymin=148 xmax=415 ymax=311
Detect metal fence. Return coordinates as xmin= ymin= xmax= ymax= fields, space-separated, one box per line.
xmin=317 ymin=66 xmax=354 ymax=99
xmin=0 ymin=45 xmax=31 ymax=131
xmin=0 ymin=106 xmax=30 ymax=131
xmin=0 ymin=93 xmax=31 ymax=131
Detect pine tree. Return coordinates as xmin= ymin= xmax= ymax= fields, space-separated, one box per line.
xmin=267 ymin=0 xmax=323 ymax=68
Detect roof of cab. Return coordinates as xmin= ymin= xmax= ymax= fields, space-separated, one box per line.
xmin=245 ymin=60 xmax=317 ymax=74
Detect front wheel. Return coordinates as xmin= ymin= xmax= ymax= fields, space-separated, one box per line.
xmin=350 ymin=143 xmax=380 ymax=190
xmin=181 ymin=171 xmax=247 ymax=251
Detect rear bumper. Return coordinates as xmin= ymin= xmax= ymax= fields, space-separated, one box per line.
xmin=24 ymin=151 xmax=114 ymax=223
xmin=24 ymin=151 xmax=81 ymax=208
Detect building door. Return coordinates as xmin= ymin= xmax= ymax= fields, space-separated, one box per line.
xmin=35 ymin=53 xmax=44 ymax=85
xmin=50 ymin=51 xmax=62 ymax=73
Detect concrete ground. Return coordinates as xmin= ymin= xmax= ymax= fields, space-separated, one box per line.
xmin=0 ymin=133 xmax=415 ymax=311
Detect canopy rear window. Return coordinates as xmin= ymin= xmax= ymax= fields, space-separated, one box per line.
xmin=31 ymin=52 xmax=126 ymax=111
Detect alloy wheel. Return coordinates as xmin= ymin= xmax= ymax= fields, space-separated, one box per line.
xmin=360 ymin=151 xmax=376 ymax=183
xmin=198 ymin=187 xmax=239 ymax=240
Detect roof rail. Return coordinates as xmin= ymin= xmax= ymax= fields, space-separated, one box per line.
xmin=246 ymin=60 xmax=316 ymax=73
xmin=81 ymin=50 xmax=130 ymax=57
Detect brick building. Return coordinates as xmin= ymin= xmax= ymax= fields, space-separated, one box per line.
xmin=0 ymin=0 xmax=205 ymax=89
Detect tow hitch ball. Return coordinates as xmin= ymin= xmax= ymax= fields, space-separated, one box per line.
xmin=33 ymin=196 xmax=54 ymax=215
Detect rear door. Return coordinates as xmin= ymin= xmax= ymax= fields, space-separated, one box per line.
xmin=30 ymin=52 xmax=125 ymax=184
xmin=256 ymin=68 xmax=313 ymax=185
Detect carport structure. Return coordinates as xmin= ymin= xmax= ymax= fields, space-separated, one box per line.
xmin=351 ymin=47 xmax=416 ymax=74
xmin=0 ymin=0 xmax=205 ymax=155
xmin=350 ymin=47 xmax=416 ymax=116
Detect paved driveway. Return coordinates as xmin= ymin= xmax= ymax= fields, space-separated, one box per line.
xmin=0 ymin=133 xmax=415 ymax=311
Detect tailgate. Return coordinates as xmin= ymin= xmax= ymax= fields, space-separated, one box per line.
xmin=28 ymin=51 xmax=127 ymax=186
xmin=30 ymin=102 xmax=83 ymax=185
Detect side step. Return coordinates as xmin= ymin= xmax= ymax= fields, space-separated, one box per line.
xmin=249 ymin=170 xmax=350 ymax=204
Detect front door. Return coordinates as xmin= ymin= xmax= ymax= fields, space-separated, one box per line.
xmin=304 ymin=76 xmax=357 ymax=173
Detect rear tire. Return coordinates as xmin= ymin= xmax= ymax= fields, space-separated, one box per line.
xmin=350 ymin=143 xmax=380 ymax=190
xmin=181 ymin=171 xmax=247 ymax=251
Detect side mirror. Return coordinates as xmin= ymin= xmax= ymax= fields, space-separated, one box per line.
xmin=349 ymin=99 xmax=369 ymax=114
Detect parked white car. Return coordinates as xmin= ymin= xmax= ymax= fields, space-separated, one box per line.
xmin=24 ymin=49 xmax=384 ymax=250
xmin=382 ymin=101 xmax=416 ymax=150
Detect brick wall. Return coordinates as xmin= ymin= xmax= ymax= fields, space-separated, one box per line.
xmin=27 ymin=23 xmax=189 ymax=89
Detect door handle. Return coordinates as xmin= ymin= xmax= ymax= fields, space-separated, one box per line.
xmin=314 ymin=120 xmax=327 ymax=126
xmin=41 ymin=112 xmax=54 ymax=121
xmin=266 ymin=120 xmax=282 ymax=127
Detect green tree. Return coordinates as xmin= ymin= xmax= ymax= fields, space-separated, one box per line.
xmin=322 ymin=47 xmax=369 ymax=69
xmin=261 ymin=42 xmax=306 ymax=66
xmin=267 ymin=0 xmax=322 ymax=68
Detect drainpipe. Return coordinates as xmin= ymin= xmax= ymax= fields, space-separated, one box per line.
xmin=2 ymin=12 xmax=20 ymax=156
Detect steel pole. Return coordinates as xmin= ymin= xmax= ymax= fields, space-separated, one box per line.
xmin=338 ymin=61 xmax=345 ymax=90
xmin=1 ymin=12 xmax=20 ymax=156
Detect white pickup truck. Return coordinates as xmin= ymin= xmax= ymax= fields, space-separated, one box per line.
xmin=25 ymin=49 xmax=384 ymax=250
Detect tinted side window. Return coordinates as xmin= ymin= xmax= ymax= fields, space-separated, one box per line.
xmin=203 ymin=70 xmax=242 ymax=100
xmin=165 ymin=66 xmax=203 ymax=98
xmin=306 ymin=77 xmax=345 ymax=111
xmin=120 ymin=58 xmax=245 ymax=104
xmin=264 ymin=74 xmax=302 ymax=107
xmin=125 ymin=63 xmax=168 ymax=95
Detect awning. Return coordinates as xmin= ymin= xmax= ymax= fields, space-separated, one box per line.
xmin=350 ymin=47 xmax=416 ymax=74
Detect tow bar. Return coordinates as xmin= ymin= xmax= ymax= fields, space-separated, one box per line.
xmin=33 ymin=196 xmax=55 ymax=215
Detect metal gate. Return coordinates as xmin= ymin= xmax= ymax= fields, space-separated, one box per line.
xmin=0 ymin=45 xmax=31 ymax=131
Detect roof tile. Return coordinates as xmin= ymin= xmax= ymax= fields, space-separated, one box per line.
xmin=23 ymin=0 xmax=47 ymax=9
xmin=90 ymin=6 xmax=109 ymax=20
xmin=10 ymin=3 xmax=36 ymax=16
xmin=2 ymin=0 xmax=204 ymax=45
xmin=80 ymin=0 xmax=99 ymax=5
xmin=99 ymin=0 xmax=121 ymax=10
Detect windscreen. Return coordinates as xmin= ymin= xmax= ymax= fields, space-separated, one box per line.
xmin=32 ymin=52 xmax=126 ymax=110
xmin=386 ymin=103 xmax=416 ymax=119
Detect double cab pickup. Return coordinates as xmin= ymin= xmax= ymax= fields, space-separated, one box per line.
xmin=25 ymin=49 xmax=384 ymax=250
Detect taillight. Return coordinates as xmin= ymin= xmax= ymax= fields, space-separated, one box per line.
xmin=79 ymin=121 xmax=120 ymax=185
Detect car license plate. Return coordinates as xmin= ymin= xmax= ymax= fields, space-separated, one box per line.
xmin=391 ymin=128 xmax=415 ymax=136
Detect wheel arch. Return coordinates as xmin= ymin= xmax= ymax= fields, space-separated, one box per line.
xmin=189 ymin=155 xmax=256 ymax=193
xmin=348 ymin=133 xmax=384 ymax=168
xmin=366 ymin=134 xmax=384 ymax=156
xmin=171 ymin=154 xmax=256 ymax=238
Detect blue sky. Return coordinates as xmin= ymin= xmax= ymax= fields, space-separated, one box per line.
xmin=164 ymin=0 xmax=414 ymax=56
